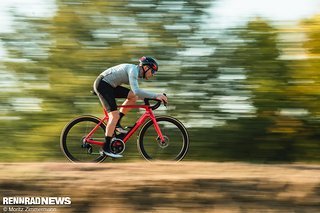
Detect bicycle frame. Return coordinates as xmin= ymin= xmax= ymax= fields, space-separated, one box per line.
xmin=84 ymin=104 xmax=165 ymax=146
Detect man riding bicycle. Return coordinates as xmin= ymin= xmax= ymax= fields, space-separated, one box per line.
xmin=93 ymin=56 xmax=168 ymax=158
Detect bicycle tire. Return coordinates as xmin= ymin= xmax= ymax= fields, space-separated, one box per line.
xmin=137 ymin=116 xmax=189 ymax=161
xmin=60 ymin=115 xmax=107 ymax=163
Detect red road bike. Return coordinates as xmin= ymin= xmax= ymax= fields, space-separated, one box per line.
xmin=60 ymin=96 xmax=189 ymax=162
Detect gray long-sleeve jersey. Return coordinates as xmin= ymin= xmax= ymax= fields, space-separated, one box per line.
xmin=100 ymin=64 xmax=157 ymax=99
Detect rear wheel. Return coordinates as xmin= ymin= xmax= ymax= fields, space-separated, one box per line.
xmin=60 ymin=116 xmax=107 ymax=163
xmin=137 ymin=116 xmax=189 ymax=161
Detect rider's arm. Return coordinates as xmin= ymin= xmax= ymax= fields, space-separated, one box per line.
xmin=128 ymin=68 xmax=157 ymax=99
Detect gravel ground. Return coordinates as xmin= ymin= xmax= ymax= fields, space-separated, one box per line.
xmin=0 ymin=162 xmax=319 ymax=213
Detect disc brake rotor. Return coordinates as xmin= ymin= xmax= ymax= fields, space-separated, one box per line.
xmin=156 ymin=135 xmax=169 ymax=148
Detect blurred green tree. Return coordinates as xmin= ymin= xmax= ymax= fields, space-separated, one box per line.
xmin=213 ymin=18 xmax=320 ymax=162
xmin=1 ymin=1 xmax=319 ymax=162
xmin=211 ymin=19 xmax=298 ymax=161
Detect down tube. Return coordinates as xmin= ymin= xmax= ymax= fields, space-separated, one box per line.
xmin=123 ymin=113 xmax=150 ymax=143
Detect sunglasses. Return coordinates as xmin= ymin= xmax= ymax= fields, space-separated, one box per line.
xmin=145 ymin=66 xmax=157 ymax=75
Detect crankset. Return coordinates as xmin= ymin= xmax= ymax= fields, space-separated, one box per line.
xmin=110 ymin=138 xmax=125 ymax=154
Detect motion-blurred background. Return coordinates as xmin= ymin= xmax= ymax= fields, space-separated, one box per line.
xmin=0 ymin=0 xmax=320 ymax=162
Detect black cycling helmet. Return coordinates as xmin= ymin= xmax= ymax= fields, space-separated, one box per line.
xmin=139 ymin=56 xmax=158 ymax=78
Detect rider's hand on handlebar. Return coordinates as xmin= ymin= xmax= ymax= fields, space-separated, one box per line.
xmin=156 ymin=94 xmax=168 ymax=104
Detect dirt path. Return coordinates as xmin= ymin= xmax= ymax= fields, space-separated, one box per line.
xmin=0 ymin=162 xmax=319 ymax=212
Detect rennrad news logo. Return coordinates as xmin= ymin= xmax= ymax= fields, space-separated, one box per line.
xmin=3 ymin=197 xmax=71 ymax=205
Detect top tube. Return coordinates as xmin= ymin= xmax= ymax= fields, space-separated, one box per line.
xmin=103 ymin=99 xmax=163 ymax=115
xmin=116 ymin=98 xmax=163 ymax=110
xmin=117 ymin=104 xmax=149 ymax=109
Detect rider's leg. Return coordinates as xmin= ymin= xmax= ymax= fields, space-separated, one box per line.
xmin=105 ymin=110 xmax=120 ymax=137
xmin=102 ymin=110 xmax=126 ymax=158
xmin=117 ymin=91 xmax=138 ymax=126
xmin=103 ymin=110 xmax=120 ymax=154
xmin=94 ymin=78 xmax=123 ymax=157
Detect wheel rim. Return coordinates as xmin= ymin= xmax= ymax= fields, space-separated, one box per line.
xmin=139 ymin=118 xmax=188 ymax=161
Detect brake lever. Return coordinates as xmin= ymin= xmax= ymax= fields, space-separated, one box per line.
xmin=163 ymin=93 xmax=167 ymax=107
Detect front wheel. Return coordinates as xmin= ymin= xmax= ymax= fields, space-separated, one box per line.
xmin=137 ymin=116 xmax=189 ymax=161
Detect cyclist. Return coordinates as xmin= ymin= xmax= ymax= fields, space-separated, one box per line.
xmin=93 ymin=56 xmax=168 ymax=158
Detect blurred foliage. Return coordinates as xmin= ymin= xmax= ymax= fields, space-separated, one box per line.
xmin=0 ymin=0 xmax=319 ymax=162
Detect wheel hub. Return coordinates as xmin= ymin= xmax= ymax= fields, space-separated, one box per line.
xmin=81 ymin=137 xmax=93 ymax=154
xmin=156 ymin=136 xmax=169 ymax=148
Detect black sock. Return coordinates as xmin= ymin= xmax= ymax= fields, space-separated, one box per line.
xmin=103 ymin=136 xmax=112 ymax=152
xmin=117 ymin=112 xmax=125 ymax=127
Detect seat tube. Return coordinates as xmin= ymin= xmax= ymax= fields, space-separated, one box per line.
xmin=84 ymin=116 xmax=108 ymax=141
